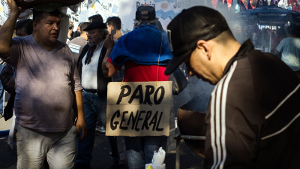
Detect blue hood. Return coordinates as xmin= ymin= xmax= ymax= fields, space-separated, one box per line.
xmin=110 ymin=24 xmax=173 ymax=66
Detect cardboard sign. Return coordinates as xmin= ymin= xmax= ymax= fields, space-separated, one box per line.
xmin=106 ymin=81 xmax=172 ymax=136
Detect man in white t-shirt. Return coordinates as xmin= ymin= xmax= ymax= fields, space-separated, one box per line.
xmin=276 ymin=24 xmax=300 ymax=77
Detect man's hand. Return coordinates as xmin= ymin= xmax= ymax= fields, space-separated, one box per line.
xmin=7 ymin=0 xmax=22 ymax=16
xmin=74 ymin=90 xmax=86 ymax=140
xmin=76 ymin=116 xmax=87 ymax=140
xmin=104 ymin=34 xmax=115 ymax=50
xmin=0 ymin=0 xmax=21 ymax=58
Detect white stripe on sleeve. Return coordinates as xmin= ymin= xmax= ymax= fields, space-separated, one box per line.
xmin=265 ymin=83 xmax=300 ymax=119
xmin=211 ymin=61 xmax=237 ymax=169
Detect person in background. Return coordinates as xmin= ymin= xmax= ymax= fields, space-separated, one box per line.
xmin=0 ymin=1 xmax=87 ymax=168
xmin=276 ymin=24 xmax=300 ymax=78
xmin=0 ymin=18 xmax=33 ymax=121
xmin=102 ymin=6 xmax=173 ymax=169
xmin=67 ymin=22 xmax=74 ymax=43
xmin=68 ymin=22 xmax=89 ymax=63
xmin=75 ymin=21 xmax=111 ymax=169
xmin=72 ymin=23 xmax=81 ymax=39
xmin=271 ymin=28 xmax=286 ymax=55
xmin=165 ymin=6 xmax=300 ymax=169
xmin=88 ymin=14 xmax=103 ymax=23
xmin=104 ymin=16 xmax=124 ymax=82
xmin=242 ymin=25 xmax=252 ymax=41
xmin=234 ymin=25 xmax=247 ymax=44
xmin=15 ymin=19 xmax=32 ymax=37
xmin=100 ymin=16 xmax=124 ymax=168
xmin=106 ymin=16 xmax=122 ymax=40
xmin=77 ymin=23 xmax=82 ymax=34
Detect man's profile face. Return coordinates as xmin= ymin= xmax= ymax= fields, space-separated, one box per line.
xmin=35 ymin=12 xmax=61 ymax=44
xmin=106 ymin=24 xmax=113 ymax=34
xmin=87 ymin=29 xmax=103 ymax=45
xmin=16 ymin=27 xmax=28 ymax=37
xmin=184 ymin=47 xmax=218 ymax=85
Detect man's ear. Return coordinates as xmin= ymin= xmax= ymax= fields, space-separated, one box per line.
xmin=196 ymin=40 xmax=211 ymax=60
xmin=33 ymin=20 xmax=38 ymax=31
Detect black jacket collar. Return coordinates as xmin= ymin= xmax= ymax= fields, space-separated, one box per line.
xmin=223 ymin=39 xmax=254 ymax=76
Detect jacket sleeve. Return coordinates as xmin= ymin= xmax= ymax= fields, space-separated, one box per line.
xmin=204 ymin=62 xmax=260 ymax=169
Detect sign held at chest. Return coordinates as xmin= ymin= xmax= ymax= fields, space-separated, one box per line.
xmin=106 ymin=81 xmax=172 ymax=137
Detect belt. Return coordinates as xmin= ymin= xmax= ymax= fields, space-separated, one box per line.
xmin=84 ymin=89 xmax=98 ymax=93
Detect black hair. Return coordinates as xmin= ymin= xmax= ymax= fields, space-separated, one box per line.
xmin=277 ymin=28 xmax=286 ymax=37
xmin=106 ymin=16 xmax=121 ymax=30
xmin=32 ymin=9 xmax=61 ymax=23
xmin=15 ymin=19 xmax=33 ymax=35
xmin=80 ymin=22 xmax=90 ymax=32
xmin=287 ymin=24 xmax=300 ymax=37
xmin=88 ymin=14 xmax=103 ymax=23
xmin=214 ymin=29 xmax=235 ymax=44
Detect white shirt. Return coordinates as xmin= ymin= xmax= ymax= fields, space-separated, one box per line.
xmin=276 ymin=37 xmax=300 ymax=71
xmin=81 ymin=41 xmax=104 ymax=90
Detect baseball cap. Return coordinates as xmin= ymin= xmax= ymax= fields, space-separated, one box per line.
xmin=136 ymin=6 xmax=156 ymax=21
xmin=83 ymin=21 xmax=106 ymax=31
xmin=164 ymin=6 xmax=229 ymax=75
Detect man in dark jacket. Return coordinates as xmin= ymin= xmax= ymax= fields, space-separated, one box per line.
xmin=165 ymin=6 xmax=300 ymax=169
xmin=75 ymin=21 xmax=111 ymax=169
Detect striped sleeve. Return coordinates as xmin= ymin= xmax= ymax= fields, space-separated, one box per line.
xmin=68 ymin=43 xmax=81 ymax=54
xmin=207 ymin=61 xmax=237 ymax=169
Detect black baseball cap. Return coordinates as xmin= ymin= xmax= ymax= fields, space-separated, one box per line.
xmin=164 ymin=6 xmax=229 ymax=75
xmin=136 ymin=6 xmax=156 ymax=21
xmin=83 ymin=21 xmax=106 ymax=31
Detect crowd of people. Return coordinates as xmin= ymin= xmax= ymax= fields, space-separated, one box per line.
xmin=232 ymin=23 xmax=300 ymax=54
xmin=0 ymin=0 xmax=299 ymax=169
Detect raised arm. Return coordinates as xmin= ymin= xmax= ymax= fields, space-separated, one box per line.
xmin=0 ymin=0 xmax=22 ymax=58
xmin=102 ymin=34 xmax=118 ymax=77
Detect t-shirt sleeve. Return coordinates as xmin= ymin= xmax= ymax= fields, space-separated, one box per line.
xmin=3 ymin=38 xmax=21 ymax=67
xmin=276 ymin=38 xmax=285 ymax=52
xmin=73 ymin=59 xmax=83 ymax=91
xmin=68 ymin=47 xmax=83 ymax=92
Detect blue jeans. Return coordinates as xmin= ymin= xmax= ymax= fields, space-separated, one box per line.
xmin=125 ymin=136 xmax=167 ymax=169
xmin=75 ymin=90 xmax=106 ymax=164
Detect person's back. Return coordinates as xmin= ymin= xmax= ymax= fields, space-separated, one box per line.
xmin=110 ymin=23 xmax=172 ymax=82
xmin=276 ymin=24 xmax=300 ymax=74
xmin=68 ymin=37 xmax=87 ymax=62
xmin=277 ymin=37 xmax=300 ymax=71
xmin=103 ymin=6 xmax=172 ymax=169
xmin=68 ymin=22 xmax=89 ymax=63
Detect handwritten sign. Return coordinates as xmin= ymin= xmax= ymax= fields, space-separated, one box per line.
xmin=106 ymin=81 xmax=172 ymax=137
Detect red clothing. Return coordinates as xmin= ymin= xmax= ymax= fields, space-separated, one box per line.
xmin=108 ymin=58 xmax=170 ymax=82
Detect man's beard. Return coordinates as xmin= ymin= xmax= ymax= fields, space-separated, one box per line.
xmin=88 ymin=37 xmax=102 ymax=46
xmin=88 ymin=42 xmax=96 ymax=46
